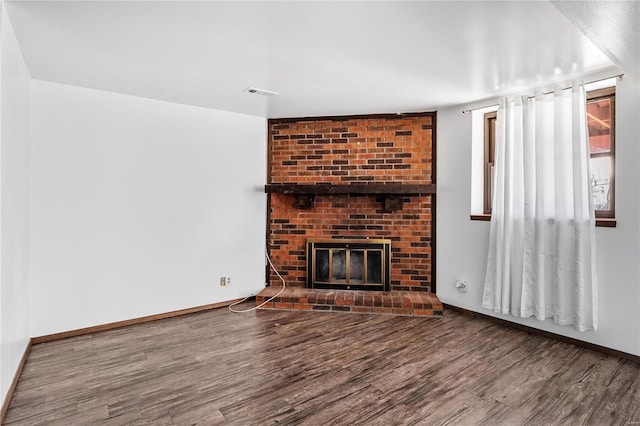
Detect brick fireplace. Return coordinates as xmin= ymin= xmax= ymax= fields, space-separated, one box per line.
xmin=265 ymin=113 xmax=436 ymax=296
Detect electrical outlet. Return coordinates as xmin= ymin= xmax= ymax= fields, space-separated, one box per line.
xmin=220 ymin=277 xmax=226 ymax=286
xmin=226 ymin=277 xmax=232 ymax=286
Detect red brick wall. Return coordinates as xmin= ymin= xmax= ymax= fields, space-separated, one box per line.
xmin=270 ymin=116 xmax=433 ymax=183
xmin=267 ymin=113 xmax=435 ymax=292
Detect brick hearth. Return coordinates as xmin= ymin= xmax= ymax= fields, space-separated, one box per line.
xmin=256 ymin=287 xmax=443 ymax=317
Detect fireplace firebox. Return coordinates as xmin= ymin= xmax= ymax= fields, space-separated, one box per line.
xmin=307 ymin=238 xmax=391 ymax=291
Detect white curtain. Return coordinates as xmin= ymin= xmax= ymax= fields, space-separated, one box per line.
xmin=482 ymin=82 xmax=598 ymax=332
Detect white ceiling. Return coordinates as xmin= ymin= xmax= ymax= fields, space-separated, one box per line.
xmin=5 ymin=1 xmax=620 ymax=118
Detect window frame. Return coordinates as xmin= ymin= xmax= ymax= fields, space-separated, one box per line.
xmin=483 ymin=111 xmax=497 ymax=215
xmin=586 ymin=87 xmax=616 ymax=219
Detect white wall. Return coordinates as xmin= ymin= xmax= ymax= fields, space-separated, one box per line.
xmin=437 ymin=75 xmax=640 ymax=356
xmin=0 ymin=2 xmax=32 ymax=404
xmin=30 ymin=81 xmax=266 ymax=337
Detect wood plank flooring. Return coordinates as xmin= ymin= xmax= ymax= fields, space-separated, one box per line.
xmin=5 ymin=302 xmax=640 ymax=425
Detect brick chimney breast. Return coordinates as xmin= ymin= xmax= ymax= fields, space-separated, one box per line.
xmin=267 ymin=113 xmax=436 ymax=293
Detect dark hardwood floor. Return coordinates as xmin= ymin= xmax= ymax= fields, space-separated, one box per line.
xmin=5 ymin=302 xmax=640 ymax=425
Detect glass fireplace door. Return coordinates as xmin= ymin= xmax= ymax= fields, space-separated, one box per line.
xmin=307 ymin=239 xmax=391 ymax=291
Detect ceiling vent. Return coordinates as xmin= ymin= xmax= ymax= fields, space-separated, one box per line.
xmin=245 ymin=87 xmax=279 ymax=97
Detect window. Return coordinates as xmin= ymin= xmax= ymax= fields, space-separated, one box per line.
xmin=480 ymin=86 xmax=616 ymax=222
xmin=587 ymin=87 xmax=615 ymax=218
xmin=483 ymin=111 xmax=497 ymax=214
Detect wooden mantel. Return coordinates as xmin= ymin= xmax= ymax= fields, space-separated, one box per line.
xmin=264 ymin=183 xmax=436 ymax=195
xmin=264 ymin=183 xmax=436 ymax=211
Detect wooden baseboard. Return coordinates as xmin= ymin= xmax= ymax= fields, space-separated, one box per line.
xmin=32 ymin=298 xmax=246 ymax=344
xmin=444 ymin=304 xmax=640 ymax=364
xmin=1 ymin=339 xmax=32 ymax=424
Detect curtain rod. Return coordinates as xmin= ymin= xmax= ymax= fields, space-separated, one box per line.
xmin=461 ymin=73 xmax=624 ymax=114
